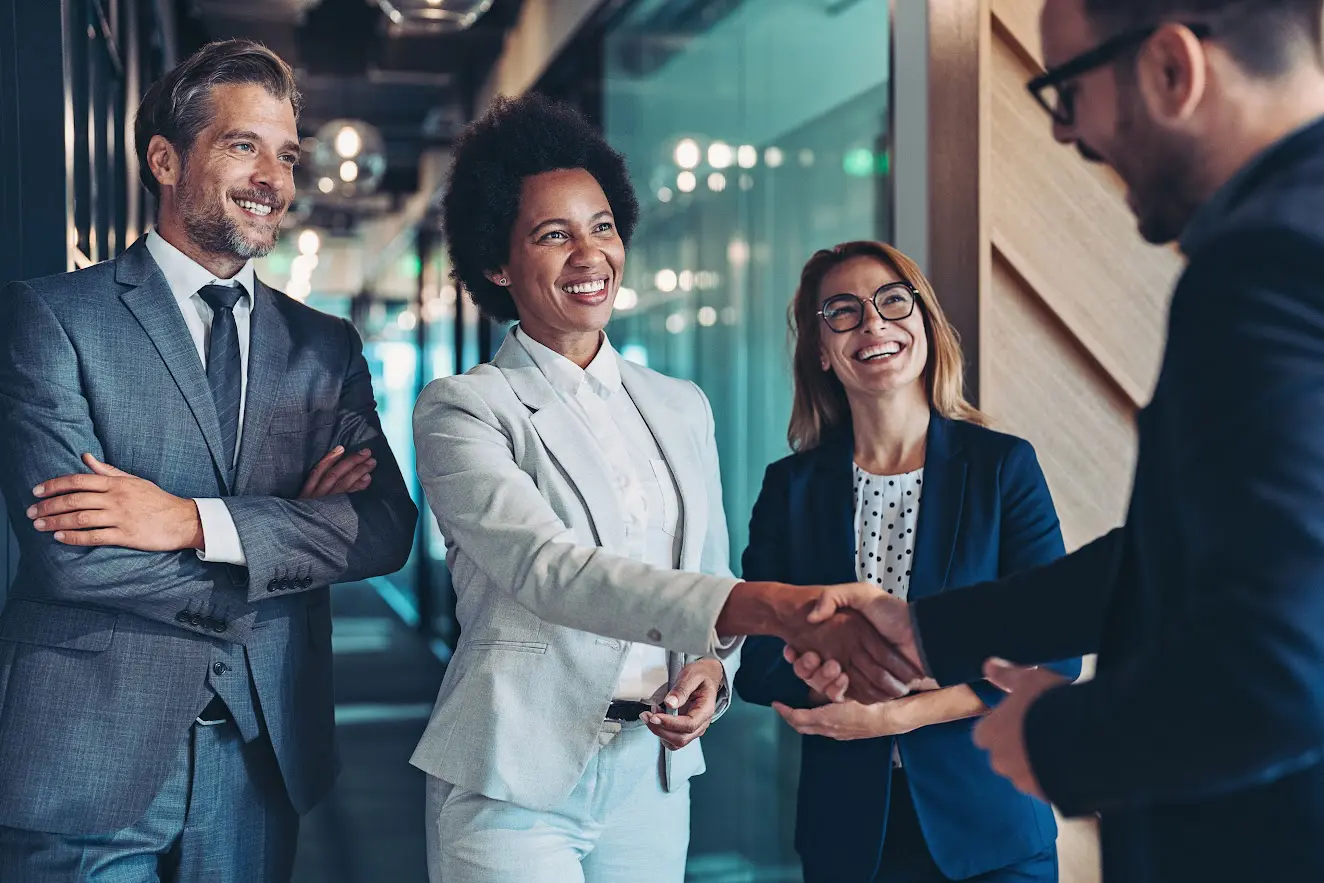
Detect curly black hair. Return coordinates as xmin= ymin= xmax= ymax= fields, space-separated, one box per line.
xmin=442 ymin=93 xmax=640 ymax=322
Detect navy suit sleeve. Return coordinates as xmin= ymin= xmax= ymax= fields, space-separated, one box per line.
xmin=968 ymin=440 xmax=1079 ymax=710
xmin=732 ymin=462 xmax=812 ymax=708
xmin=1025 ymin=229 xmax=1324 ymax=816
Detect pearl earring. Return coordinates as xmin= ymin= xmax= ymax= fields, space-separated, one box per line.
xmin=496 ymin=277 xmax=508 ymax=286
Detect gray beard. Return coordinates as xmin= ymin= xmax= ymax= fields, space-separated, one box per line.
xmin=182 ymin=207 xmax=278 ymax=260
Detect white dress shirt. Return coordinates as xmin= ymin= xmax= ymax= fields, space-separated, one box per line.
xmin=854 ymin=463 xmax=924 ymax=766
xmin=514 ymin=326 xmax=681 ymax=701
xmin=145 ymin=229 xmax=254 ymax=566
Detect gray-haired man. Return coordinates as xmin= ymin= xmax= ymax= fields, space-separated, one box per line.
xmin=0 ymin=40 xmax=417 ymax=881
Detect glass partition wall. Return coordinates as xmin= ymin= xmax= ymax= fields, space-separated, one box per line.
xmin=599 ymin=1 xmax=895 ymax=878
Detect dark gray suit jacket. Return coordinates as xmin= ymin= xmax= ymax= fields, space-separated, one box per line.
xmin=0 ymin=237 xmax=417 ymax=834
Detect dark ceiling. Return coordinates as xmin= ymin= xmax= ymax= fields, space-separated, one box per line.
xmin=173 ymin=0 xmax=524 ymax=223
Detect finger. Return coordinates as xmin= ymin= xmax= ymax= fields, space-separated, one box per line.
xmin=33 ymin=511 xmax=120 ymax=532
xmin=315 ymin=450 xmax=373 ymax=496
xmin=663 ymin=669 xmax=708 ymax=710
xmin=300 ymin=446 xmax=345 ymax=496
xmin=824 ymin=674 xmax=850 ymax=703
xmin=643 ymin=711 xmax=704 ymax=735
xmin=792 ymin=652 xmax=823 ymax=681
xmin=983 ymin=657 xmax=1027 ymax=693
xmin=771 ymin=703 xmax=818 ymax=734
xmin=806 ymin=590 xmax=841 ymax=624
xmin=783 ymin=645 xmax=801 ymax=665
xmin=802 ymin=665 xmax=845 ymax=700
xmin=29 ymin=492 xmax=107 ymax=519
xmin=850 ymin=653 xmax=911 ymax=702
xmin=52 ymin=528 xmax=122 ymax=546
xmin=325 ymin=460 xmax=375 ymax=495
xmin=972 ymin=716 xmax=994 ymax=751
xmin=861 ymin=633 xmax=925 ymax=685
xmin=82 ymin=454 xmax=128 ymax=477
xmin=644 ymin=720 xmax=684 ymax=749
xmin=33 ymin=474 xmax=112 ymax=498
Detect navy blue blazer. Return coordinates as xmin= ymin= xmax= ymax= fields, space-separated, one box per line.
xmin=735 ymin=415 xmax=1081 ymax=882
xmin=914 ymin=118 xmax=1324 ymax=883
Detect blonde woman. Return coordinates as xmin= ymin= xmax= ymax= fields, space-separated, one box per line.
xmin=734 ymin=241 xmax=1081 ymax=883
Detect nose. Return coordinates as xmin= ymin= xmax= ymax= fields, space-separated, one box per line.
xmin=861 ymin=297 xmax=890 ymax=332
xmin=250 ymin=148 xmax=287 ymax=193
xmin=567 ymin=239 xmax=600 ymax=268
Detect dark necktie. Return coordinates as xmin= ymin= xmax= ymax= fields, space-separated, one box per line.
xmin=197 ymin=284 xmax=245 ymax=476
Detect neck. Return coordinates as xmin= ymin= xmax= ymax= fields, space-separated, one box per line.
xmin=155 ymin=207 xmax=246 ymax=279
xmin=521 ymin=323 xmax=603 ymax=369
xmin=847 ymin=382 xmax=930 ymax=474
xmin=1196 ymin=69 xmax=1324 ymax=206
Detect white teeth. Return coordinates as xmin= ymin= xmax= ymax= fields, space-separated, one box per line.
xmin=857 ymin=343 xmax=902 ymax=361
xmin=235 ymin=199 xmax=273 ymax=216
xmin=563 ymin=280 xmax=606 ymax=295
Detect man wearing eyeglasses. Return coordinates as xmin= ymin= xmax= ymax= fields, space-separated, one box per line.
xmin=786 ymin=1 xmax=1324 ymax=880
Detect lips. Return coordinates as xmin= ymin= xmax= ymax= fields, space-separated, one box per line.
xmin=559 ymin=277 xmax=610 ymax=305
xmin=230 ymin=192 xmax=282 ymax=220
xmin=854 ymin=341 xmax=905 ymax=362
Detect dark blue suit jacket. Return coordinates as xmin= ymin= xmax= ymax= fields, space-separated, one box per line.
xmin=735 ymin=415 xmax=1081 ymax=882
xmin=913 ymin=118 xmax=1324 ymax=883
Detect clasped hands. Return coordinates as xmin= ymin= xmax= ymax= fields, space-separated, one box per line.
xmin=781 ymin=583 xmax=1068 ymax=802
xmin=27 ymin=446 xmax=378 ymax=551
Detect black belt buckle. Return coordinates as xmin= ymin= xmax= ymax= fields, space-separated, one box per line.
xmin=195 ymin=695 xmax=231 ymax=727
xmin=605 ymin=700 xmax=652 ymax=723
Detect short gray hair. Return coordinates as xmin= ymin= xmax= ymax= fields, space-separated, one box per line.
xmin=134 ymin=39 xmax=301 ymax=198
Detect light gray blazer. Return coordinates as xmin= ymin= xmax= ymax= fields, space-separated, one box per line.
xmin=0 ymin=238 xmax=417 ymax=834
xmin=409 ymin=332 xmax=742 ymax=810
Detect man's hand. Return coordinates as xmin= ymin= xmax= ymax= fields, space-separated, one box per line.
xmin=780 ymin=593 xmax=926 ymax=704
xmin=642 ymin=658 xmax=724 ymax=751
xmin=299 ymin=445 xmax=376 ymax=499
xmin=971 ymin=658 xmax=1068 ymax=802
xmin=28 ymin=454 xmax=202 ymax=551
xmin=772 ymin=696 xmax=913 ymax=741
xmin=786 ymin=585 xmax=929 ymax=701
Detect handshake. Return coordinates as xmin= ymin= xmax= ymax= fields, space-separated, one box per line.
xmin=720 ymin=581 xmax=940 ymax=704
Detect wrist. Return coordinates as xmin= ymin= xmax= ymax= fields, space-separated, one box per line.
xmin=183 ymin=498 xmax=205 ymax=551
xmin=716 ymin=581 xmax=807 ymax=639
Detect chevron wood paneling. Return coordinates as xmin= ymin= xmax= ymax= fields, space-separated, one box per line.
xmin=927 ymin=3 xmax=1192 ymax=881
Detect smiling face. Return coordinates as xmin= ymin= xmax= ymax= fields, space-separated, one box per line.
xmin=817 ymin=256 xmax=929 ymax=403
xmin=151 ymin=83 xmax=299 ymax=270
xmin=490 ymin=168 xmax=625 ymax=356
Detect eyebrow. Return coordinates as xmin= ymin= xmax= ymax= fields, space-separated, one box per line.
xmin=529 ymin=210 xmax=613 ymax=237
xmin=217 ymin=129 xmax=302 ymax=158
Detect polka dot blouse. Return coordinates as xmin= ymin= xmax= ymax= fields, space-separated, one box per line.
xmin=853 ymin=464 xmax=923 ymax=600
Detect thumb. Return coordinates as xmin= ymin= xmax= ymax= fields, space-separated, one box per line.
xmin=83 ymin=453 xmax=126 ymax=476
xmin=982 ymin=657 xmax=1027 ymax=693
xmin=806 ymin=588 xmax=842 ymax=624
xmin=664 ymin=666 xmax=707 ymax=709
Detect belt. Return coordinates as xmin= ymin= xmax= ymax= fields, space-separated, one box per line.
xmin=195 ymin=695 xmax=231 ymax=727
xmin=605 ymin=700 xmax=652 ymax=723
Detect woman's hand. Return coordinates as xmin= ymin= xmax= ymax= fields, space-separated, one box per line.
xmin=771 ymin=697 xmax=912 ymax=741
xmin=643 ymin=658 xmax=725 ymax=751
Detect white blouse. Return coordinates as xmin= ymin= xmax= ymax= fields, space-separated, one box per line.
xmin=853 ymin=464 xmax=924 ymax=768
xmin=853 ymin=464 xmax=924 ymax=599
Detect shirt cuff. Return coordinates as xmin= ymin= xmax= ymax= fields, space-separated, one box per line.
xmin=193 ymin=499 xmax=247 ymax=566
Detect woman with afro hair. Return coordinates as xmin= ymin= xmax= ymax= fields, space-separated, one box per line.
xmin=407 ymin=92 xmax=747 ymax=883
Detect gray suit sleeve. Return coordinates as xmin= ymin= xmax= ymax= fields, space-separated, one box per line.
xmin=413 ymin=376 xmax=739 ymax=658
xmin=0 ymin=282 xmax=259 ymax=642
xmin=223 ymin=319 xmax=417 ymax=602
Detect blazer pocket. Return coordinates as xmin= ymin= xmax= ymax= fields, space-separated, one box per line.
xmin=465 ymin=639 xmax=548 ymax=655
xmin=0 ymin=599 xmax=116 ymax=652
xmin=649 ymin=458 xmax=680 ymax=537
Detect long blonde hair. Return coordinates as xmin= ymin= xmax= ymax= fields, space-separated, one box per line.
xmin=787 ymin=240 xmax=988 ymax=452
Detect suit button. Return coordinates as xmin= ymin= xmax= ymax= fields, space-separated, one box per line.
xmin=301 ymin=577 xmax=313 ymax=588
xmin=647 ymin=629 xmax=662 ymax=642
xmin=213 ymin=662 xmax=228 ymax=675
xmin=281 ymin=579 xmax=294 ymax=591
xmin=189 ymin=613 xmax=203 ymax=626
xmin=267 ymin=579 xmax=278 ymax=593
xmin=175 ymin=611 xmax=191 ymax=624
xmin=212 ymin=621 xmax=227 ymax=634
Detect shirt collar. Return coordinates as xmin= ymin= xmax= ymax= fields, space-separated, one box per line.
xmin=145 ymin=229 xmax=256 ymax=311
xmin=513 ymin=325 xmax=622 ymax=399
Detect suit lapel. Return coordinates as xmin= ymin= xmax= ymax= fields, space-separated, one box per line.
xmin=115 ymin=239 xmax=231 ymax=490
xmin=234 ymin=279 xmax=290 ymax=494
xmin=494 ymin=335 xmax=625 ymax=552
xmin=804 ymin=432 xmax=859 ymax=585
xmin=618 ymin=360 xmax=707 ymax=571
xmin=908 ymin=414 xmax=966 ymax=601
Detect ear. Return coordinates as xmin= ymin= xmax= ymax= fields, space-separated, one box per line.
xmin=1135 ymin=23 xmax=1207 ymax=125
xmin=147 ymin=134 xmax=182 ymax=190
xmin=484 ymin=270 xmax=510 ymax=287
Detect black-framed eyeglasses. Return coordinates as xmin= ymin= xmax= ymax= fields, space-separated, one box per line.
xmin=1027 ymin=21 xmax=1212 ymax=127
xmin=818 ymin=283 xmax=919 ymax=334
